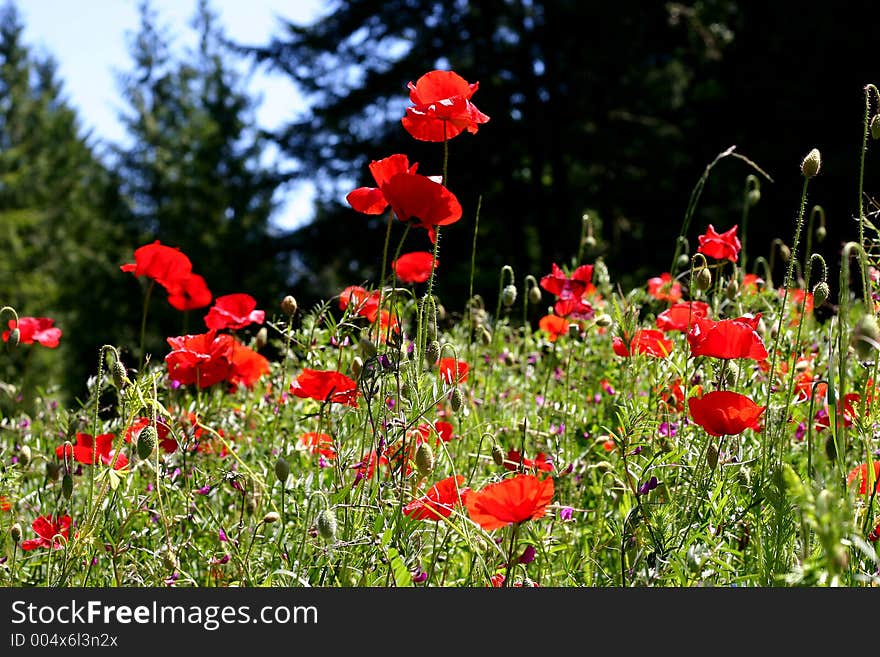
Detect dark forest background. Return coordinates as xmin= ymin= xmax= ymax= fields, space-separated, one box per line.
xmin=1 ymin=0 xmax=877 ymax=404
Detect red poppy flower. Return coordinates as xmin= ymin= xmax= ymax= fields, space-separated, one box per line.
xmin=346 ymin=154 xmax=462 ymax=243
xmin=438 ymin=357 xmax=469 ymax=384
xmin=2 ymin=317 xmax=62 ymax=348
xmin=465 ymin=474 xmax=555 ymax=531
xmin=204 ymin=293 xmax=265 ymax=330
xmin=613 ymin=329 xmax=673 ymax=358
xmin=393 ymin=251 xmax=437 ymax=284
xmin=290 ymin=368 xmax=360 ymax=407
xmin=339 ymin=285 xmax=381 ymax=321
xmin=686 ymin=314 xmax=768 ymax=361
xmin=350 ymin=449 xmax=391 ymax=484
xmin=20 ymin=514 xmax=72 ymax=551
xmin=417 ymin=421 xmax=455 ymax=445
xmin=166 ymin=273 xmax=212 ymax=311
xmin=401 ymin=70 xmax=490 ymax=142
xmin=697 ymin=224 xmax=741 ymax=262
xmin=655 ymin=301 xmax=710 ymax=333
xmin=688 ymin=391 xmax=766 ymax=437
xmin=404 ymin=475 xmax=470 ymax=521
xmin=56 ymin=432 xmax=128 ymax=470
xmin=0 ymin=496 xmax=11 ymax=512
xmin=741 ymin=274 xmax=765 ymax=292
xmin=647 ymin=272 xmax=682 ymax=303
xmin=847 ymin=461 xmax=880 ymax=496
xmin=540 ymin=263 xmax=594 ymax=299
xmin=125 ymin=418 xmax=177 ymax=454
xmin=165 ymin=330 xmax=234 ymax=388
xmin=120 ymin=240 xmax=192 ymax=289
xmin=813 ymin=393 xmax=861 ymax=432
xmin=229 ymin=340 xmax=270 ymax=389
xmin=299 ymin=432 xmax=337 ymax=460
xmin=503 ymin=449 xmax=554 ymax=473
xmin=539 ymin=314 xmax=569 ymax=342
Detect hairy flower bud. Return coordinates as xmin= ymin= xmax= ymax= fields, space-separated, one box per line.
xmin=262 ymin=511 xmax=280 ymax=524
xmin=815 ymin=225 xmax=827 ymax=242
xmin=415 ymin=442 xmax=435 ymax=477
xmin=317 ymin=508 xmax=337 ymax=541
xmin=255 ymin=327 xmax=268 ymax=350
xmin=62 ymin=473 xmax=74 ymax=499
xmin=747 ymin=188 xmax=761 ymax=206
xmin=111 ymin=359 xmax=129 ymax=389
xmin=8 ymin=327 xmax=19 ymax=347
xmin=812 ymin=281 xmax=829 ymax=307
xmin=595 ymin=313 xmax=613 ymax=328
xmin=274 ymin=456 xmax=290 ymax=484
xmin=450 ymin=386 xmax=464 ymax=413
xmin=479 ymin=326 xmax=492 ymax=345
xmin=872 ymin=115 xmax=880 ymax=140
xmin=726 ymin=278 xmax=739 ymax=300
xmin=801 ymin=148 xmax=821 ymax=178
xmin=281 ymin=295 xmax=298 ymax=317
xmin=18 ymin=444 xmax=31 ymax=467
xmin=501 ymin=284 xmax=517 ymax=308
xmin=491 ymin=443 xmax=505 ymax=467
xmin=11 ymin=522 xmax=22 ymax=543
xmin=528 ymin=285 xmax=542 ymax=305
xmin=695 ymin=267 xmax=712 ymax=291
xmin=425 ymin=340 xmax=441 ymax=364
xmin=137 ymin=425 xmax=158 ymax=460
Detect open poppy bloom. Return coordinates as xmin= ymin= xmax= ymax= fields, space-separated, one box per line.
xmin=417 ymin=421 xmax=455 ymax=445
xmin=688 ymin=390 xmax=766 ymax=437
xmin=404 ymin=475 xmax=470 ymax=521
xmin=465 ymin=474 xmax=555 ymax=531
xmin=204 ymin=293 xmax=265 ymax=330
xmin=697 ymin=224 xmax=741 ymax=262
xmin=686 ymin=314 xmax=768 ymax=361
xmin=0 ymin=496 xmax=10 ymax=512
xmin=847 ymin=461 xmax=880 ymax=496
xmin=647 ymin=272 xmax=682 ymax=303
xmin=401 ymin=70 xmax=490 ymax=142
xmin=612 ymin=329 xmax=674 ymax=358
xmin=2 ymin=317 xmax=62 ymax=348
xmin=120 ymin=240 xmax=192 ymax=288
xmin=228 ymin=340 xmax=270 ymax=389
xmin=290 ymin=368 xmax=360 ymax=407
xmin=741 ymin=274 xmax=765 ymax=292
xmin=438 ymin=357 xmax=469 ymax=384
xmin=56 ymin=432 xmax=128 ymax=470
xmin=540 ymin=263 xmax=596 ymax=319
xmin=814 ymin=393 xmax=862 ymax=432
xmin=503 ymin=449 xmax=553 ymax=473
xmin=165 ymin=330 xmax=234 ymax=388
xmin=125 ymin=418 xmax=178 ymax=454
xmin=655 ymin=301 xmax=710 ymax=333
xmin=339 ymin=285 xmax=381 ymax=321
xmin=538 ymin=314 xmax=570 ymax=342
xmin=299 ymin=432 xmax=337 ymax=460
xmin=346 ymin=154 xmax=462 ymax=243
xmin=166 ymin=273 xmax=212 ymax=311
xmin=20 ymin=514 xmax=72 ymax=551
xmin=393 ymin=251 xmax=437 ymax=284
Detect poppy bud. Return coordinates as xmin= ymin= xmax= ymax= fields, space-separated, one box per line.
xmin=815 ymin=225 xmax=827 ymax=242
xmin=62 ymin=473 xmax=74 ymax=499
xmin=501 ymin=284 xmax=517 ymax=308
xmin=778 ymin=243 xmax=791 ymax=263
xmin=872 ymin=115 xmax=880 ymax=140
xmin=450 ymin=386 xmax=464 ymax=412
xmin=426 ymin=340 xmax=441 ymax=364
xmin=281 ymin=295 xmax=298 ymax=317
xmin=825 ymin=434 xmax=837 ymax=461
xmin=812 ymin=281 xmax=829 ymax=307
xmin=111 ymin=360 xmax=129 ymax=389
xmin=317 ymin=508 xmax=337 ymax=541
xmin=8 ymin=327 xmax=19 ymax=347
xmin=595 ymin=313 xmax=613 ymax=328
xmin=851 ymin=313 xmax=880 ymax=359
xmin=695 ymin=267 xmax=712 ymax=291
xmin=274 ymin=456 xmax=290 ymax=483
xmin=725 ymin=278 xmax=739 ymax=300
xmin=137 ymin=425 xmax=158 ymax=460
xmin=583 ymin=235 xmax=597 ymax=249
xmin=162 ymin=547 xmax=179 ymax=571
xmin=528 ymin=285 xmax=542 ymax=305
xmin=255 ymin=327 xmax=268 ymax=350
xmin=491 ymin=443 xmax=505 ymax=466
xmin=359 ymin=337 xmax=377 ymax=359
xmin=18 ymin=444 xmax=31 ymax=467
xmin=46 ymin=461 xmax=62 ymax=481
xmin=747 ymin=189 xmax=761 ymax=206
xmin=479 ymin=326 xmax=492 ymax=345
xmin=801 ymin=148 xmax=821 ymax=178
xmin=415 ymin=442 xmax=435 ymax=477
xmin=706 ymin=444 xmax=719 ymax=470
xmin=351 ymin=356 xmax=363 ymax=379
xmin=11 ymin=522 xmax=22 ymax=543
xmin=676 ymin=254 xmax=691 ymax=270
xmin=262 ymin=511 xmax=280 ymax=524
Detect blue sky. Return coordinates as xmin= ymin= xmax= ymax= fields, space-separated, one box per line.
xmin=16 ymin=0 xmax=329 ymax=231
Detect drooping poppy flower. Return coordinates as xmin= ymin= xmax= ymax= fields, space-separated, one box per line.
xmin=125 ymin=418 xmax=178 ymax=454
xmin=846 ymin=461 xmax=880 ymax=496
xmin=290 ymin=368 xmax=360 ymax=407
xmin=686 ymin=314 xmax=768 ymax=361
xmin=120 ymin=241 xmax=192 ymax=289
xmin=538 ymin=314 xmax=569 ymax=342
xmin=228 ymin=340 xmax=270 ymax=389
xmin=403 ymin=475 xmax=470 ymax=521
xmin=393 ymin=251 xmax=437 ymax=284
xmin=438 ymin=357 xmax=469 ymax=384
xmin=346 ymin=154 xmax=462 ymax=243
xmin=612 ymin=329 xmax=673 ymax=358
xmin=647 ymin=272 xmax=682 ymax=303
xmin=204 ymin=293 xmax=265 ymax=330
xmin=401 ymin=70 xmax=490 ymax=142
xmin=165 ymin=330 xmax=234 ymax=388
xmin=2 ymin=317 xmax=62 ymax=348
xmin=20 ymin=514 xmax=72 ymax=551
xmin=688 ymin=390 xmax=766 ymax=437
xmin=56 ymin=432 xmax=128 ymax=470
xmin=299 ymin=432 xmax=337 ymax=460
xmin=503 ymin=449 xmax=554 ymax=473
xmin=655 ymin=301 xmax=711 ymax=333
xmin=697 ymin=224 xmax=742 ymax=263
xmin=166 ymin=273 xmax=213 ymax=311
xmin=465 ymin=474 xmax=555 ymax=531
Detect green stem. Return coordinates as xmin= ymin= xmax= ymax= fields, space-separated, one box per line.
xmin=138 ymin=280 xmax=155 ymax=371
